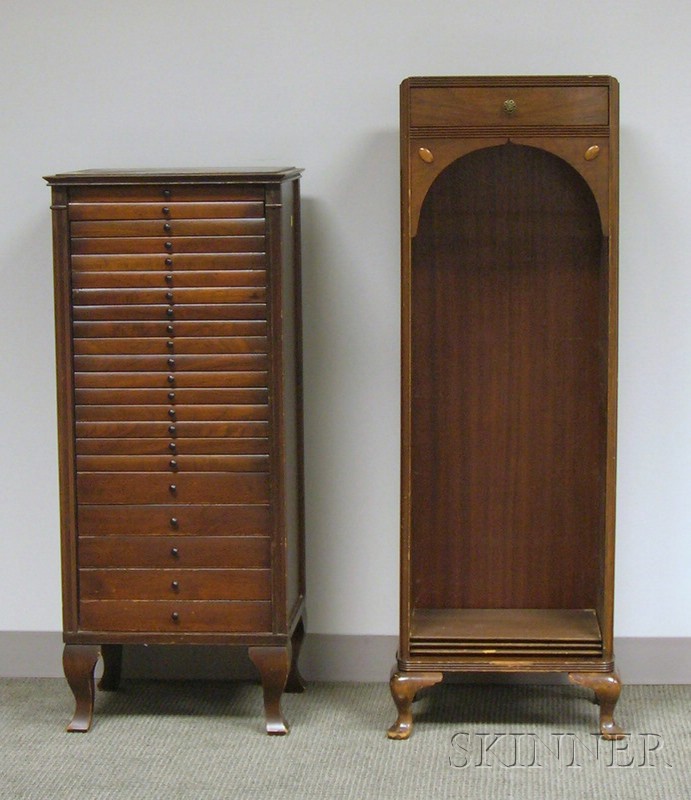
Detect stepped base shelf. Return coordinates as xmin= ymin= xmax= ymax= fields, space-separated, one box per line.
xmin=410 ymin=608 xmax=603 ymax=659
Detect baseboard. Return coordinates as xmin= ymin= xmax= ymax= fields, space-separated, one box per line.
xmin=0 ymin=633 xmax=689 ymax=683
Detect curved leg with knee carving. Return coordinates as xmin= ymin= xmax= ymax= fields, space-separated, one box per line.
xmin=249 ymin=645 xmax=292 ymax=735
xmin=569 ymin=671 xmax=624 ymax=740
xmin=285 ymin=618 xmax=306 ymax=694
xmin=63 ymin=644 xmax=100 ymax=732
xmin=387 ymin=669 xmax=443 ymax=740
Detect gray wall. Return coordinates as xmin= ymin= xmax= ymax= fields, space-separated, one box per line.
xmin=1 ymin=1 xmax=690 ymax=678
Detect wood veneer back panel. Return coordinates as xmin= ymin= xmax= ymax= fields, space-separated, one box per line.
xmin=410 ymin=144 xmax=605 ymax=610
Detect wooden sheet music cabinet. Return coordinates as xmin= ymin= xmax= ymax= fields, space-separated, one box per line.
xmin=389 ymin=77 xmax=623 ymax=738
xmin=47 ymin=169 xmax=305 ymax=735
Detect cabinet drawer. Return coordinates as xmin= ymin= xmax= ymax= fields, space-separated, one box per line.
xmin=71 ymin=236 xmax=265 ymax=255
xmin=72 ymin=271 xmax=267 ymax=290
xmin=75 ymin=405 xmax=269 ymax=422
xmin=73 ymin=320 xmax=267 ymax=338
xmin=75 ymin=370 xmax=269 ymax=389
xmin=76 ymin=421 xmax=269 ymax=438
xmin=77 ymin=454 xmax=270 ymax=472
xmin=79 ymin=535 xmax=271 ymax=568
xmin=79 ymin=600 xmax=272 ymax=633
xmin=72 ymin=287 xmax=266 ymax=305
xmin=73 ymin=338 xmax=268 ymax=356
xmin=71 ymin=253 xmax=266 ymax=272
xmin=78 ymin=504 xmax=271 ymax=536
xmin=76 ymin=437 xmax=268 ymax=455
xmin=79 ymin=568 xmax=271 ymax=601
xmin=69 ymin=200 xmax=265 ymax=221
xmin=76 ymin=472 xmax=269 ymax=504
xmin=72 ymin=304 xmax=267 ymax=321
xmin=71 ymin=218 xmax=265 ymax=237
xmin=69 ymin=185 xmax=264 ymax=203
xmin=409 ymin=86 xmax=609 ymax=127
xmin=73 ymin=353 xmax=268 ymax=371
xmin=75 ymin=387 xmax=268 ymax=405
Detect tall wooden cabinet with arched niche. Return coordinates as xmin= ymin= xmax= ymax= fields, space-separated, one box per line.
xmin=389 ymin=76 xmax=622 ymax=739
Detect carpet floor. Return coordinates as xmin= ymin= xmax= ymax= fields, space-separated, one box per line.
xmin=1 ymin=679 xmax=689 ymax=799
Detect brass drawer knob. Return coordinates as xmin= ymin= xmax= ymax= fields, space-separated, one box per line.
xmin=502 ymin=99 xmax=517 ymax=115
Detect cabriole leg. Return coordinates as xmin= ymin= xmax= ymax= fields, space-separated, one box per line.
xmin=63 ymin=644 xmax=100 ymax=732
xmin=569 ymin=670 xmax=624 ymax=740
xmin=248 ymin=645 xmax=292 ymax=735
xmin=387 ymin=669 xmax=443 ymax=740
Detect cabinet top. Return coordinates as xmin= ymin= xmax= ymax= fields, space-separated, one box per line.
xmin=402 ymin=75 xmax=617 ymax=88
xmin=44 ymin=168 xmax=303 ymax=185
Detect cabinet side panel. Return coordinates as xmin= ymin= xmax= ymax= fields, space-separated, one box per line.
xmin=51 ymin=186 xmax=79 ymax=633
xmin=266 ymin=180 xmax=304 ymax=633
xmin=281 ymin=179 xmax=304 ymax=626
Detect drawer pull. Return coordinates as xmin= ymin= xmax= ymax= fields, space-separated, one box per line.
xmin=166 ymin=307 xmax=174 ymax=318
xmin=163 ymin=223 xmax=172 ymax=232
xmin=167 ymin=374 xmax=175 ymax=385
xmin=164 ymin=274 xmax=173 ymax=284
xmin=502 ymin=98 xmax=517 ymax=115
xmin=166 ymin=325 xmax=174 ymax=335
xmin=170 ymin=546 xmax=179 ymax=557
xmin=165 ymin=257 xmax=173 ymax=267
xmin=162 ymin=207 xmax=170 ymax=215
xmin=168 ymin=424 xmax=177 ymax=436
xmin=167 ymin=359 xmax=176 ymax=369
xmin=167 ymin=392 xmax=176 ymax=403
xmin=170 ymin=517 xmax=179 ymax=529
xmin=169 ymin=484 xmax=177 ymax=495
xmin=170 ymin=459 xmax=178 ymax=471
xmin=171 ymin=611 xmax=179 ymax=622
xmin=166 ymin=340 xmax=175 ymax=350
xmin=164 ymin=241 xmax=173 ymax=251
xmin=162 ymin=189 xmax=172 ymax=199
xmin=165 ymin=291 xmax=174 ymax=301
xmin=168 ymin=408 xmax=176 ymax=418
xmin=171 ymin=580 xmax=180 ymax=592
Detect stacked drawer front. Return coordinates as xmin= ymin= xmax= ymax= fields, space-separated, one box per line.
xmin=69 ymin=184 xmax=273 ymax=633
